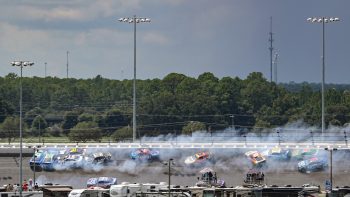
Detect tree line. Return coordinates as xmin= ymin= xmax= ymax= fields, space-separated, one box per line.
xmin=1 ymin=72 xmax=350 ymax=143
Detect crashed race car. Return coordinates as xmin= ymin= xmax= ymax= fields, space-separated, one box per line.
xmin=29 ymin=149 xmax=47 ymax=172
xmin=29 ymin=147 xmax=113 ymax=171
xmin=86 ymin=152 xmax=113 ymax=165
xmin=245 ymin=151 xmax=266 ymax=167
xmin=292 ymin=149 xmax=318 ymax=160
xmin=263 ymin=146 xmax=291 ymax=161
xmin=130 ymin=148 xmax=160 ymax=161
xmin=41 ymin=149 xmax=61 ymax=171
xmin=29 ymin=148 xmax=61 ymax=172
xmin=298 ymin=156 xmax=328 ymax=173
xmin=63 ymin=154 xmax=85 ymax=169
xmin=87 ymin=177 xmax=117 ymax=189
xmin=184 ymin=151 xmax=213 ymax=166
xmin=66 ymin=148 xmax=86 ymax=155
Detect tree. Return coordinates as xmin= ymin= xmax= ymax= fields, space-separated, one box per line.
xmin=0 ymin=99 xmax=14 ymax=123
xmin=24 ymin=107 xmax=44 ymax=126
xmin=103 ymin=109 xmax=128 ymax=136
xmin=162 ymin=73 xmax=187 ymax=94
xmin=62 ymin=111 xmax=80 ymax=135
xmin=110 ymin=126 xmax=132 ymax=142
xmin=0 ymin=116 xmax=20 ymax=144
xmin=68 ymin=121 xmax=102 ymax=142
xmin=78 ymin=113 xmax=94 ymax=122
xmin=182 ymin=121 xmax=206 ymax=135
xmin=47 ymin=124 xmax=62 ymax=137
xmin=326 ymin=105 xmax=349 ymax=126
xmin=241 ymin=72 xmax=276 ymax=113
xmin=31 ymin=115 xmax=48 ymax=136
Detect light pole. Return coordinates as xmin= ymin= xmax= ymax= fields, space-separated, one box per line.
xmin=325 ymin=148 xmax=337 ymax=193
xmin=11 ymin=61 xmax=34 ymax=197
xmin=32 ymin=146 xmax=37 ymax=189
xmin=166 ymin=158 xmax=174 ymax=197
xmin=44 ymin=62 xmax=47 ymax=78
xmin=344 ymin=131 xmax=348 ymax=146
xmin=118 ymin=16 xmax=151 ymax=142
xmin=277 ymin=131 xmax=281 ymax=146
xmin=307 ymin=17 xmax=340 ymax=136
xmin=38 ymin=115 xmax=41 ymax=144
xmin=230 ymin=115 xmax=235 ymax=136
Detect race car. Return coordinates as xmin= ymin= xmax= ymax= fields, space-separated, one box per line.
xmin=66 ymin=147 xmax=86 ymax=155
xmin=63 ymin=154 xmax=85 ymax=169
xmin=292 ymin=149 xmax=318 ymax=160
xmin=298 ymin=157 xmax=328 ymax=173
xmin=245 ymin=151 xmax=266 ymax=167
xmin=29 ymin=149 xmax=46 ymax=172
xmin=58 ymin=147 xmax=86 ymax=169
xmin=263 ymin=146 xmax=291 ymax=161
xmin=41 ymin=149 xmax=60 ymax=171
xmin=87 ymin=177 xmax=117 ymax=189
xmin=86 ymin=152 xmax=113 ymax=165
xmin=184 ymin=151 xmax=213 ymax=166
xmin=130 ymin=148 xmax=160 ymax=161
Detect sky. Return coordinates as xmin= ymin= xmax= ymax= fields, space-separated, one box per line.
xmin=0 ymin=0 xmax=349 ymax=84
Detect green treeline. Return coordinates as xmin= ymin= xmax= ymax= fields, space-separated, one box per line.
xmin=1 ymin=72 xmax=350 ymax=142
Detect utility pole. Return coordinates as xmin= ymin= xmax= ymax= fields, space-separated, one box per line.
xmin=44 ymin=62 xmax=47 ymax=78
xmin=66 ymin=51 xmax=69 ymax=78
xmin=273 ymin=53 xmax=278 ymax=83
xmin=269 ymin=16 xmax=274 ymax=83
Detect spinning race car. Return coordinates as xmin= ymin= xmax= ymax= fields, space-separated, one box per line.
xmin=29 ymin=148 xmax=113 ymax=171
xmin=184 ymin=151 xmax=213 ymax=166
xmin=29 ymin=149 xmax=47 ymax=172
xmin=245 ymin=151 xmax=266 ymax=167
xmin=298 ymin=156 xmax=328 ymax=173
xmin=292 ymin=149 xmax=318 ymax=160
xmin=85 ymin=152 xmax=112 ymax=164
xmin=263 ymin=146 xmax=291 ymax=161
xmin=130 ymin=148 xmax=160 ymax=161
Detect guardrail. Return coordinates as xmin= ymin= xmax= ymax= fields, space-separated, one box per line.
xmin=0 ymin=141 xmax=348 ymax=150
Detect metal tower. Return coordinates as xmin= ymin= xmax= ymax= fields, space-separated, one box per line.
xmin=269 ymin=17 xmax=274 ymax=83
xmin=273 ymin=53 xmax=278 ymax=84
xmin=66 ymin=51 xmax=69 ymax=78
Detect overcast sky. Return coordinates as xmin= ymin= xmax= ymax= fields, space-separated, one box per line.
xmin=0 ymin=0 xmax=349 ymax=83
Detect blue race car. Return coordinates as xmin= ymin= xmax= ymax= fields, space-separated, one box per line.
xmin=264 ymin=147 xmax=291 ymax=161
xmin=130 ymin=148 xmax=160 ymax=161
xmin=87 ymin=177 xmax=117 ymax=189
xmin=298 ymin=156 xmax=328 ymax=173
xmin=29 ymin=149 xmax=46 ymax=172
xmin=41 ymin=149 xmax=60 ymax=171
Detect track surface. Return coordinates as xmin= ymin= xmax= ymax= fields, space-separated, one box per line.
xmin=0 ymin=148 xmax=349 ymax=189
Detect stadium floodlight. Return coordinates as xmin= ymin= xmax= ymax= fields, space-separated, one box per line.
xmin=118 ymin=15 xmax=151 ymax=143
xmin=10 ymin=60 xmax=34 ymax=197
xmin=306 ymin=17 xmax=340 ymax=137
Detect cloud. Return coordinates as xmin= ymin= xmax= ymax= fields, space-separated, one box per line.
xmin=0 ymin=22 xmax=51 ymax=53
xmin=143 ymin=32 xmax=170 ymax=45
xmin=0 ymin=0 xmax=143 ymax=22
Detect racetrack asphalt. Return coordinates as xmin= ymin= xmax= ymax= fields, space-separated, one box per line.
xmin=0 ymin=148 xmax=349 ymax=189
